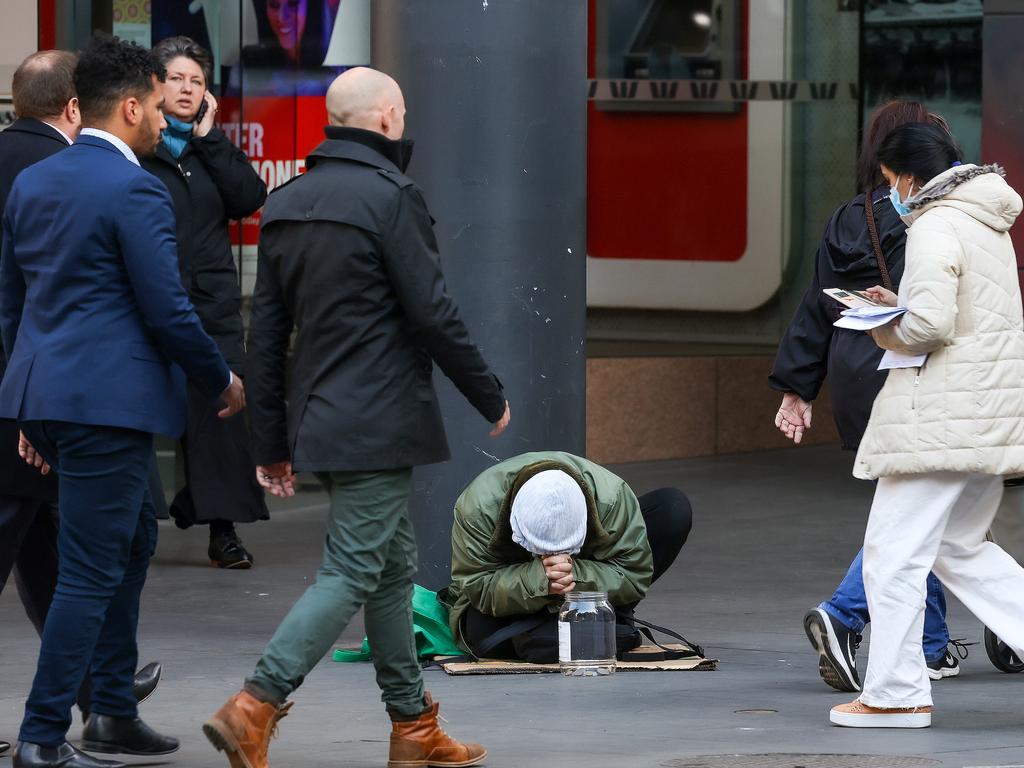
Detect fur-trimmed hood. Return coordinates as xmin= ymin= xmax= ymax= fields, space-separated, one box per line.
xmin=903 ymin=163 xmax=1022 ymax=232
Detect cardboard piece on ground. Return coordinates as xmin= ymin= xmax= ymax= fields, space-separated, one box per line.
xmin=436 ymin=644 xmax=718 ymax=675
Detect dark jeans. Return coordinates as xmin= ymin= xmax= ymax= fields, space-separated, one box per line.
xmin=17 ymin=421 xmax=157 ymax=746
xmin=463 ymin=487 xmax=693 ymax=658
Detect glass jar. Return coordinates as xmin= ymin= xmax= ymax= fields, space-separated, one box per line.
xmin=558 ymin=591 xmax=617 ymax=676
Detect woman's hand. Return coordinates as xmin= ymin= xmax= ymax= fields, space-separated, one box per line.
xmin=864 ymin=285 xmax=898 ymax=307
xmin=193 ymin=91 xmax=218 ymax=138
xmin=775 ymin=393 xmax=812 ymax=444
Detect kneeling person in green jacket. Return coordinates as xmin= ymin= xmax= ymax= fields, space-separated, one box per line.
xmin=439 ymin=451 xmax=692 ymax=662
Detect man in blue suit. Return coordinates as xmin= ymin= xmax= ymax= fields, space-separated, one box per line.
xmin=0 ymin=35 xmax=245 ymax=768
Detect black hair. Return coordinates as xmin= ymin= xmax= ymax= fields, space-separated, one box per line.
xmin=151 ymin=36 xmax=213 ymax=87
xmin=876 ymin=122 xmax=964 ymax=187
xmin=73 ymin=33 xmax=163 ymax=123
xmin=12 ymin=50 xmax=78 ymax=120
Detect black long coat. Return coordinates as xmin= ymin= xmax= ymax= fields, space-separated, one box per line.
xmin=142 ymin=127 xmax=268 ymax=525
xmin=769 ymin=188 xmax=907 ymax=449
xmin=0 ymin=119 xmax=66 ymax=500
xmin=247 ymin=127 xmax=506 ymax=472
xmin=141 ymin=127 xmax=266 ymax=373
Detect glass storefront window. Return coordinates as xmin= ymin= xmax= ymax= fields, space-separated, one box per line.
xmin=862 ymin=0 xmax=983 ymax=162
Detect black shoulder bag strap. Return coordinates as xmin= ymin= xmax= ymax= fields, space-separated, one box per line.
xmin=620 ymin=615 xmax=705 ymax=660
xmin=864 ymin=190 xmax=894 ymax=293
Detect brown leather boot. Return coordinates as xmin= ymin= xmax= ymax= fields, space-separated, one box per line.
xmin=202 ymin=690 xmax=293 ymax=768
xmin=388 ymin=692 xmax=487 ymax=768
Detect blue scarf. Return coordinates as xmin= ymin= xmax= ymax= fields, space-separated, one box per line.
xmin=161 ymin=114 xmax=194 ymax=159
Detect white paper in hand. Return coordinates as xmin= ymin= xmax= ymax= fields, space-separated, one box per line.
xmin=878 ymin=349 xmax=927 ymax=370
xmin=833 ymin=305 xmax=907 ymax=331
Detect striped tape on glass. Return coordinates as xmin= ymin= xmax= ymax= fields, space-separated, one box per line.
xmin=588 ymin=80 xmax=860 ymax=103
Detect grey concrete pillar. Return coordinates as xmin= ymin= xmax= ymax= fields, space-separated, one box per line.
xmin=372 ymin=0 xmax=588 ymax=589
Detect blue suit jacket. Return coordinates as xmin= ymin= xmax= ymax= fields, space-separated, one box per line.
xmin=0 ymin=134 xmax=230 ymax=437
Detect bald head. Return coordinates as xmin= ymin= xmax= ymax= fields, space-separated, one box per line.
xmin=326 ymin=67 xmax=406 ymax=140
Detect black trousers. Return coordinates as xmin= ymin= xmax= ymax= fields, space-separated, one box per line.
xmin=463 ymin=487 xmax=692 ymax=659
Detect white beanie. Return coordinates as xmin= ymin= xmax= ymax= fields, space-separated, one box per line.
xmin=510 ymin=470 xmax=587 ymax=555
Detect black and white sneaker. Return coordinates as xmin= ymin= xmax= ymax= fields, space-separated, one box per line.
xmin=804 ymin=607 xmax=861 ymax=693
xmin=927 ymin=640 xmax=968 ymax=680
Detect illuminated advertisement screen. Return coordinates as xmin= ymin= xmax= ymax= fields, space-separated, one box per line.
xmin=152 ymin=1 xmax=371 ymax=251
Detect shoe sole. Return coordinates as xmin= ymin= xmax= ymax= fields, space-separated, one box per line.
xmin=804 ymin=609 xmax=860 ymax=693
xmin=80 ymin=740 xmax=180 ymax=756
xmin=203 ymin=718 xmax=252 ymax=768
xmin=210 ymin=559 xmax=253 ymax=570
xmin=136 ymin=662 xmax=162 ymax=705
xmin=927 ymin=665 xmax=960 ymax=680
xmin=388 ymin=751 xmax=488 ymax=768
xmin=830 ymin=710 xmax=931 ymax=728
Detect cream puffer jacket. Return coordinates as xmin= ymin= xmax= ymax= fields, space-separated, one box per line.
xmin=854 ymin=164 xmax=1024 ymax=479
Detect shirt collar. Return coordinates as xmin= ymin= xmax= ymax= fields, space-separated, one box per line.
xmin=79 ymin=128 xmax=140 ymax=166
xmin=40 ymin=120 xmax=74 ymax=145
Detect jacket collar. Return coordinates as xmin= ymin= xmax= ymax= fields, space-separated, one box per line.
xmin=307 ymin=126 xmax=414 ymax=173
xmin=5 ymin=117 xmax=71 ymax=146
xmin=488 ymin=460 xmax=610 ymax=561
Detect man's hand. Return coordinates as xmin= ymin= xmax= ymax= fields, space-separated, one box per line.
xmin=256 ymin=461 xmax=296 ymax=498
xmin=775 ymin=392 xmax=813 ymax=444
xmin=542 ymin=554 xmax=575 ymax=595
xmin=19 ymin=432 xmax=51 ymax=476
xmin=490 ymin=401 xmax=511 ymax=438
xmin=218 ymin=374 xmax=245 ymax=418
xmin=193 ymin=91 xmax=219 ymax=138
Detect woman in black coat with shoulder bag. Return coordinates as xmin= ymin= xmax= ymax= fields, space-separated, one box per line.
xmin=144 ymin=37 xmax=269 ymax=569
xmin=769 ymin=101 xmax=961 ymax=693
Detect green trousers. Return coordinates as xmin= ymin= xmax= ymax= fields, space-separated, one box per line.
xmin=247 ymin=468 xmax=425 ymax=716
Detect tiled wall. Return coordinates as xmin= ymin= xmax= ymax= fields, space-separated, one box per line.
xmin=586 ymin=356 xmax=840 ymax=464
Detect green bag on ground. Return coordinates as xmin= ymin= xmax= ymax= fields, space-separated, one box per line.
xmin=332 ymin=585 xmax=462 ymax=662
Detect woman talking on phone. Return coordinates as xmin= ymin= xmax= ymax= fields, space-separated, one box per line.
xmin=144 ymin=37 xmax=269 ymax=569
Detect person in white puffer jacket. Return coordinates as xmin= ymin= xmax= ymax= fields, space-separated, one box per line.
xmin=829 ymin=121 xmax=1024 ymax=729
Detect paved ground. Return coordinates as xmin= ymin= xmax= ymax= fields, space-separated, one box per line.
xmin=2 ymin=445 xmax=1023 ymax=767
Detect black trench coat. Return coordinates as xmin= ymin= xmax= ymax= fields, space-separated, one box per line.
xmin=769 ymin=188 xmax=907 ymax=450
xmin=142 ymin=128 xmax=269 ymax=526
xmin=247 ymin=127 xmax=506 ymax=472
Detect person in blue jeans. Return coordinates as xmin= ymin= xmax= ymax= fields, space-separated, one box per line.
xmin=769 ymin=100 xmax=962 ymax=693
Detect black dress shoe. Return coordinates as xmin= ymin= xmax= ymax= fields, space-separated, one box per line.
xmin=80 ymin=715 xmax=179 ymax=756
xmin=133 ymin=662 xmax=162 ymax=704
xmin=208 ymin=527 xmax=254 ymax=569
xmin=79 ymin=662 xmax=163 ymax=723
xmin=1 ymin=739 xmax=10 ymax=755
xmin=13 ymin=741 xmax=126 ymax=768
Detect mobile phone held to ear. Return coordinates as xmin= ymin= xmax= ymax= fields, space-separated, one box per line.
xmin=194 ymin=99 xmax=209 ymax=125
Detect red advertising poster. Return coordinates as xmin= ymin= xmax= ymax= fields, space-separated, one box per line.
xmin=219 ymin=96 xmax=329 ymax=247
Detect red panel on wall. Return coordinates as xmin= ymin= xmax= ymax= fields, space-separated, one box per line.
xmin=220 ymin=95 xmax=328 ymax=245
xmin=587 ymin=0 xmax=749 ymax=263
xmin=38 ymin=0 xmax=56 ymax=49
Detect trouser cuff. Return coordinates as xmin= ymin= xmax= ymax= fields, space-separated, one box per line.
xmin=243 ymin=681 xmax=285 ymax=706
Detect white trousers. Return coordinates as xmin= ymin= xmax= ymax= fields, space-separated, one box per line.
xmin=861 ymin=472 xmax=1024 ymax=708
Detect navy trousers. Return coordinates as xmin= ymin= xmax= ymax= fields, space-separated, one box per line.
xmin=17 ymin=421 xmax=156 ymax=746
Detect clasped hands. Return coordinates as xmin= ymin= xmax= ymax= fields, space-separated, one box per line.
xmin=542 ymin=554 xmax=575 ymax=596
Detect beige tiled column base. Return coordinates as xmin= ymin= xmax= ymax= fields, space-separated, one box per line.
xmin=586 ymin=356 xmax=840 ymax=464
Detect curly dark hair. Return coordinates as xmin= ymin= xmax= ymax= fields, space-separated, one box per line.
xmin=74 ymin=33 xmax=164 ymax=123
xmin=151 ymin=36 xmax=213 ymax=87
